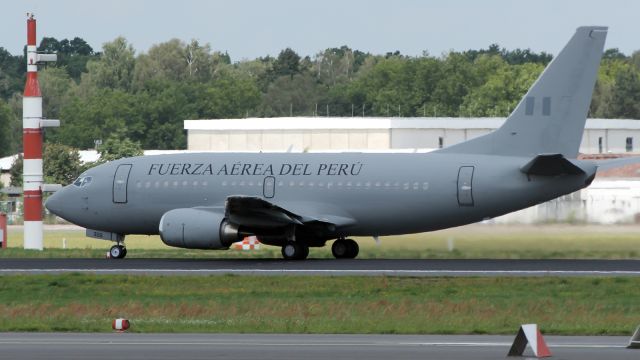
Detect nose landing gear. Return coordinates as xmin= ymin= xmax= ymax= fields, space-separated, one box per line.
xmin=109 ymin=244 xmax=127 ymax=259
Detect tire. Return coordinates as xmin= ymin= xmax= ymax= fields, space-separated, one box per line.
xmin=299 ymin=243 xmax=309 ymax=260
xmin=332 ymin=239 xmax=349 ymax=259
xmin=109 ymin=245 xmax=123 ymax=259
xmin=344 ymin=239 xmax=359 ymax=259
xmin=281 ymin=242 xmax=309 ymax=260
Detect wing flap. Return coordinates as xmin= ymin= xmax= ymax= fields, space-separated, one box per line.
xmin=225 ymin=196 xmax=355 ymax=230
xmin=225 ymin=196 xmax=303 ymax=227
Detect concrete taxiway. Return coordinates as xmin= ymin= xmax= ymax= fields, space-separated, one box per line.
xmin=2 ymin=258 xmax=640 ymax=276
xmin=0 ymin=333 xmax=636 ymax=360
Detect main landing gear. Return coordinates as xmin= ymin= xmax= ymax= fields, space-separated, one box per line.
xmin=332 ymin=238 xmax=359 ymax=259
xmin=109 ymin=244 xmax=127 ymax=259
xmin=280 ymin=238 xmax=360 ymax=260
xmin=281 ymin=241 xmax=309 ymax=260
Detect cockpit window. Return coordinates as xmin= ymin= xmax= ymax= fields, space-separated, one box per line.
xmin=73 ymin=176 xmax=93 ymax=187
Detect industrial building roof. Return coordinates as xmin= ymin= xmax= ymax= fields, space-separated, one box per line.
xmin=184 ymin=117 xmax=640 ymax=131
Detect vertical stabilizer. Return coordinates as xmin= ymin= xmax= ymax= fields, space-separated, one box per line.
xmin=441 ymin=26 xmax=607 ymax=158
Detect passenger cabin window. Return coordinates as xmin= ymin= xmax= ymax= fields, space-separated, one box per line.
xmin=626 ymin=137 xmax=633 ymax=152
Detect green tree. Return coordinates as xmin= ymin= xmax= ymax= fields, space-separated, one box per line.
xmin=343 ymin=56 xmax=439 ymax=117
xmin=133 ymin=39 xmax=193 ymax=88
xmin=68 ymin=37 xmax=94 ymax=56
xmin=43 ymin=143 xmax=82 ymax=185
xmin=461 ymin=62 xmax=544 ymax=117
xmin=605 ymin=66 xmax=640 ymax=118
xmin=137 ymin=79 xmax=200 ymax=149
xmin=602 ymin=48 xmax=627 ymax=60
xmin=631 ymin=51 xmax=640 ymax=71
xmin=272 ymin=48 xmax=301 ymax=78
xmin=39 ymin=67 xmax=74 ymax=119
xmin=0 ymin=100 xmax=17 ymax=157
xmin=430 ymin=52 xmax=477 ymax=116
xmin=260 ymin=73 xmax=323 ymax=117
xmin=591 ymin=58 xmax=629 ymax=117
xmin=51 ymin=88 xmax=146 ymax=148
xmin=9 ymin=154 xmax=22 ymax=187
xmin=38 ymin=36 xmax=97 ymax=82
xmin=97 ymin=129 xmax=143 ymax=162
xmin=132 ymin=39 xmax=230 ymax=91
xmin=37 ymin=37 xmax=61 ymax=53
xmin=236 ymin=58 xmax=271 ymax=90
xmin=312 ymin=46 xmax=370 ymax=88
xmin=0 ymin=47 xmax=23 ymax=100
xmin=204 ymin=70 xmax=261 ymax=118
xmin=84 ymin=37 xmax=135 ymax=91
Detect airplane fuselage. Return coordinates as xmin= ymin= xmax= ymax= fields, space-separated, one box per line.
xmin=49 ymin=151 xmax=595 ymax=241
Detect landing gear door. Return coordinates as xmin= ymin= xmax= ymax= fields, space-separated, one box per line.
xmin=113 ymin=164 xmax=132 ymax=203
xmin=457 ymin=166 xmax=474 ymax=206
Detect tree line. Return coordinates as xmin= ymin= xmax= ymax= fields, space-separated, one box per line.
xmin=0 ymin=36 xmax=639 ymax=163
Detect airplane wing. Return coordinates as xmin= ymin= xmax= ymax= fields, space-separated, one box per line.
xmin=224 ymin=195 xmax=356 ymax=230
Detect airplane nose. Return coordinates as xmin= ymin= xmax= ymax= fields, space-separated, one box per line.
xmin=45 ymin=189 xmax=64 ymax=216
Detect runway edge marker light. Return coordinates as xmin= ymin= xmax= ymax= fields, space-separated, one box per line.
xmin=507 ymin=324 xmax=552 ymax=358
xmin=112 ymin=318 xmax=130 ymax=332
xmin=628 ymin=325 xmax=640 ymax=349
xmin=23 ymin=13 xmax=59 ymax=250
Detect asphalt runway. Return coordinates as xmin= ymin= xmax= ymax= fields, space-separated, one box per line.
xmin=0 ymin=333 xmax=636 ymax=360
xmin=2 ymin=258 xmax=640 ymax=276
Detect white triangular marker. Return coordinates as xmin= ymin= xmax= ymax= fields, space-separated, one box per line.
xmin=522 ymin=324 xmax=538 ymax=355
xmin=628 ymin=325 xmax=640 ymax=349
xmin=507 ymin=324 xmax=552 ymax=358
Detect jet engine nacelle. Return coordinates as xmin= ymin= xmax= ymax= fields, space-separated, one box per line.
xmin=159 ymin=208 xmax=240 ymax=249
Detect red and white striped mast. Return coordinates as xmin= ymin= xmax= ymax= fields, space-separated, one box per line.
xmin=23 ymin=13 xmax=58 ymax=250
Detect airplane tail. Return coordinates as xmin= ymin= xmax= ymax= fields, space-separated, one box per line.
xmin=440 ymin=26 xmax=607 ymax=158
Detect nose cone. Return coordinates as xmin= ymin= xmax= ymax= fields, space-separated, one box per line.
xmin=45 ymin=188 xmax=67 ymax=218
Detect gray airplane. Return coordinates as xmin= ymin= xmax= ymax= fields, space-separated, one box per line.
xmin=45 ymin=26 xmax=632 ymax=260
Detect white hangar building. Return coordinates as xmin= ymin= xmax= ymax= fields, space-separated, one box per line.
xmin=185 ymin=117 xmax=640 ymax=154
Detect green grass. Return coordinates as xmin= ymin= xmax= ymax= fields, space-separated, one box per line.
xmin=3 ymin=224 xmax=640 ymax=259
xmin=0 ymin=274 xmax=638 ymax=334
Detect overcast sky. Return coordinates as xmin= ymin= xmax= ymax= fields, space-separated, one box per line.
xmin=3 ymin=0 xmax=639 ymax=61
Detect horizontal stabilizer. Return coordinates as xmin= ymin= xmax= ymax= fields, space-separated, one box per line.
xmin=521 ymin=154 xmax=585 ymax=176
